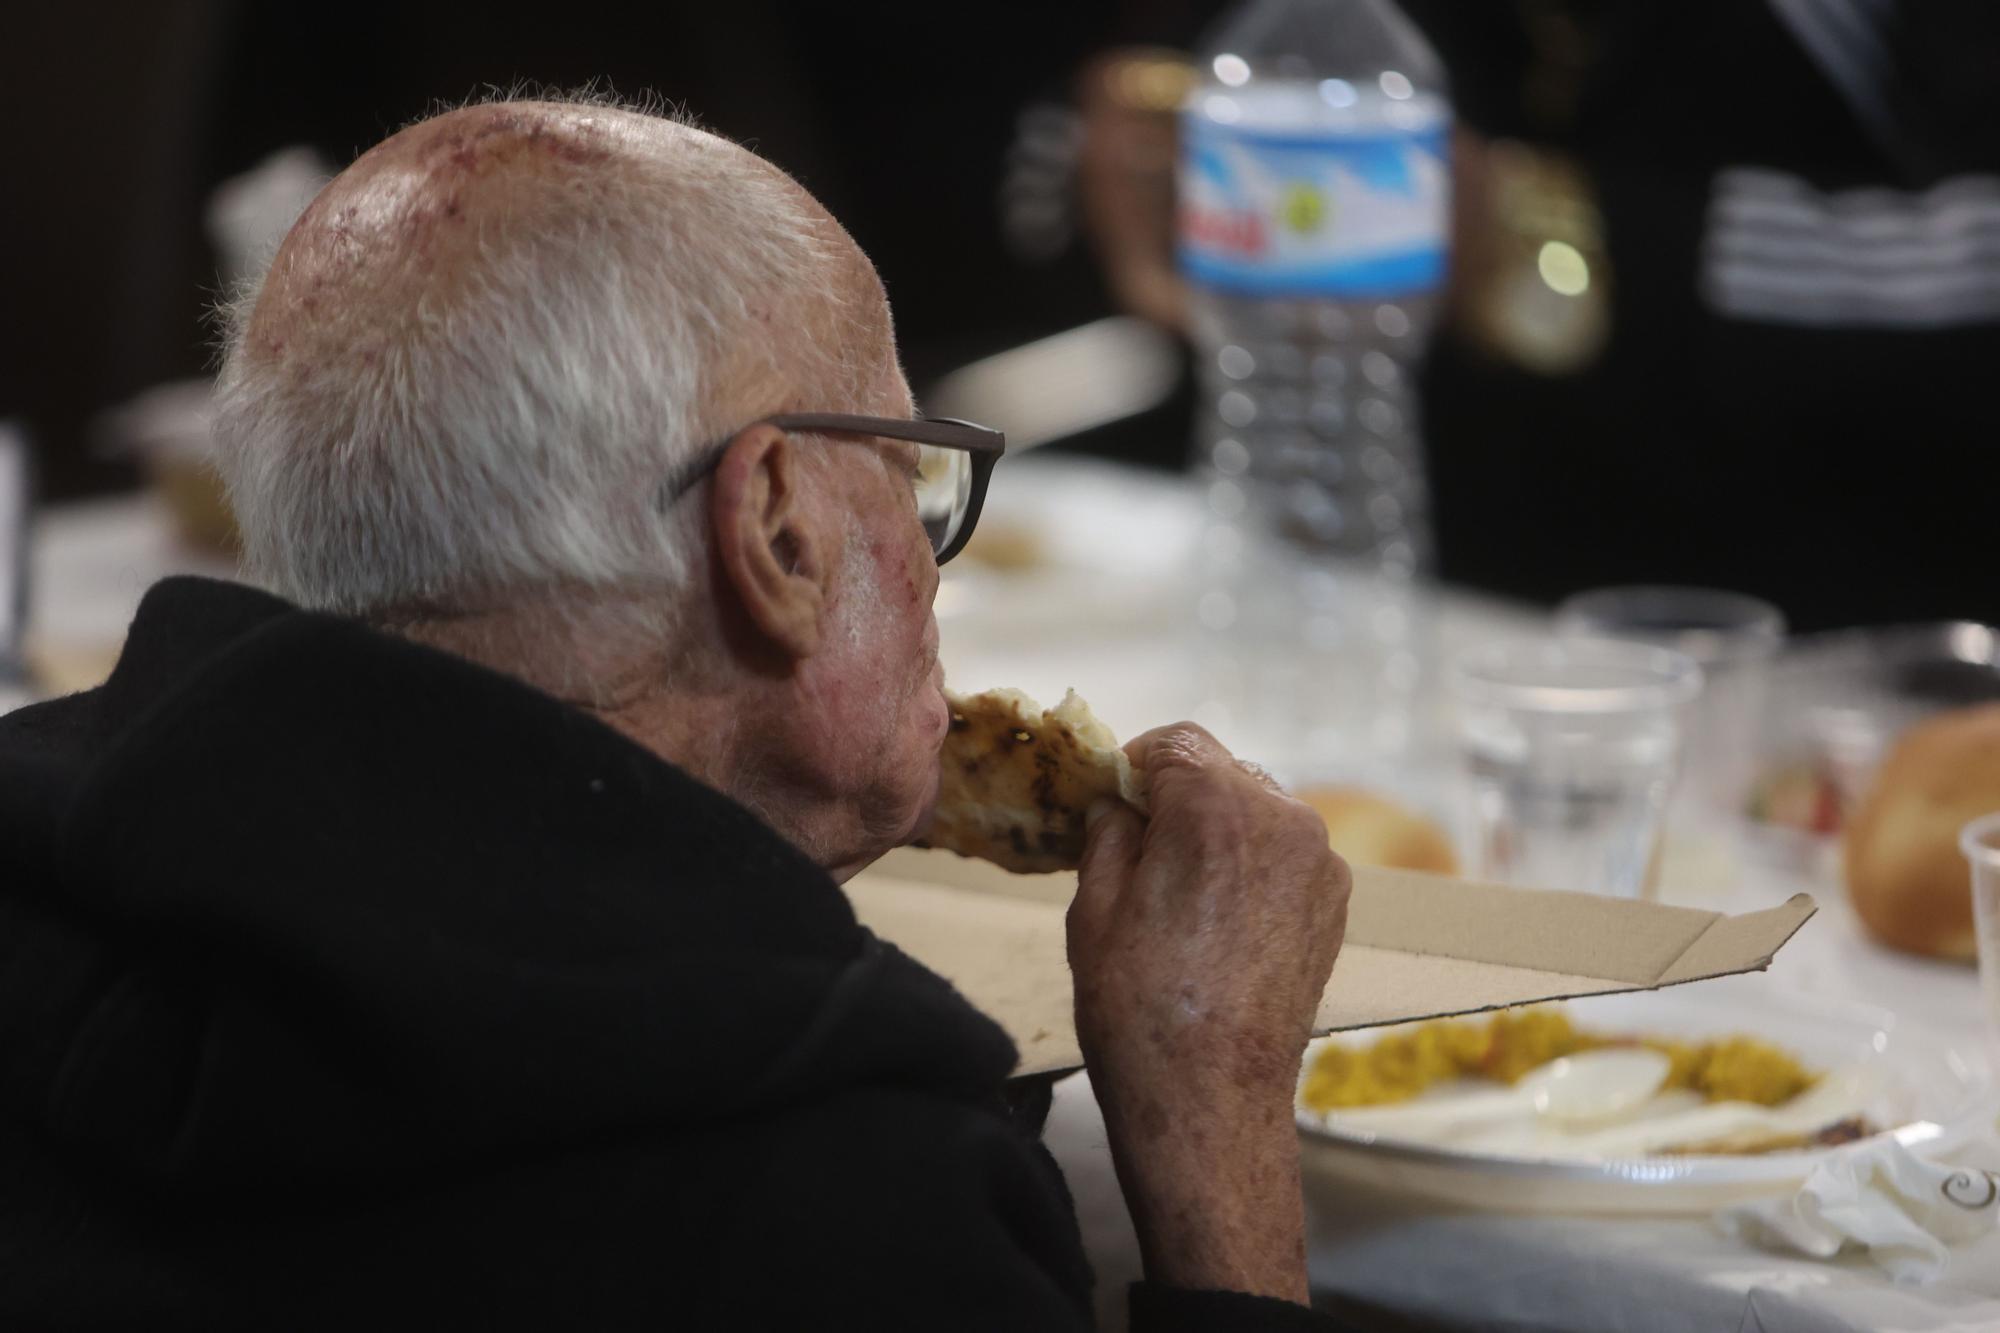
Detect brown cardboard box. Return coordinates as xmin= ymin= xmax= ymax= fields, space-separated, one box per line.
xmin=850 ymin=848 xmax=1816 ymax=1077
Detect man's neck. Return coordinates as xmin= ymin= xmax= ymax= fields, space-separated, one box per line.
xmin=590 ymin=684 xmax=866 ymax=877
xmin=386 ymin=600 xmax=864 ymax=872
xmin=390 ymin=605 xmax=863 ymax=876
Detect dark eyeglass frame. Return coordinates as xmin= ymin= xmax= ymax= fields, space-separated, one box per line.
xmin=663 ymin=412 xmax=1007 ymax=565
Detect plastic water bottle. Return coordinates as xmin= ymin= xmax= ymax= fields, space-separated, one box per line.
xmin=1178 ymin=0 xmax=1449 ymax=767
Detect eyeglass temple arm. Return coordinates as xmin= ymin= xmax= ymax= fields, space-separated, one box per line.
xmin=765 ymin=413 xmax=1005 ymax=455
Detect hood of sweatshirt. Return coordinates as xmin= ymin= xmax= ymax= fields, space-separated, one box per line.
xmin=0 ymin=577 xmax=1013 ymax=1197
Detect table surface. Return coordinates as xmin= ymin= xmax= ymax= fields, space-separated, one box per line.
xmin=22 ymin=467 xmax=2000 ymax=1333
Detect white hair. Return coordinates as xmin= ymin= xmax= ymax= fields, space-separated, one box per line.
xmin=211 ymin=97 xmax=865 ymax=637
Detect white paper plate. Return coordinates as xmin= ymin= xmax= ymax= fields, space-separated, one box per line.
xmin=1296 ymin=976 xmax=1995 ymax=1215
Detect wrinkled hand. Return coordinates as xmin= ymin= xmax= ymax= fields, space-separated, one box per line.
xmin=1068 ymin=723 xmax=1349 ymax=1303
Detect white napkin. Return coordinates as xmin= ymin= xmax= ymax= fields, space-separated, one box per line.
xmin=1715 ymin=1139 xmax=2000 ymax=1284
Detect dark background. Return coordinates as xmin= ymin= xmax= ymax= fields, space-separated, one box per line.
xmin=4 ymin=0 xmax=1997 ymax=630
xmin=1 ymin=0 xmax=1206 ymax=497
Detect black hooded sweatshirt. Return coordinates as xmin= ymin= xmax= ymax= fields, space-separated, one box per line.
xmin=0 ymin=577 xmax=1340 ymax=1331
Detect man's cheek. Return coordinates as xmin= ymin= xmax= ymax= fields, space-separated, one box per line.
xmin=902 ymin=529 xmax=934 ymax=608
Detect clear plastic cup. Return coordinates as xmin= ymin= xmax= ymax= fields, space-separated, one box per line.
xmin=1956 ymin=813 xmax=2000 ymax=1057
xmin=1456 ymin=639 xmax=1703 ymax=898
xmin=1554 ymin=586 xmax=1784 ymax=822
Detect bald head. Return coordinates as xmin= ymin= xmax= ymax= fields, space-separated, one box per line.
xmin=246 ymin=104 xmax=889 ymax=408
xmin=214 ymin=98 xmax=903 ymax=625
xmin=244 ymin=104 xmax=642 ymax=365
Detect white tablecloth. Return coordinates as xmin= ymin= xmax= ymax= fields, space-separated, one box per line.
xmin=29 ymin=492 xmax=234 ymax=650
xmin=23 ymin=465 xmax=2000 ymax=1333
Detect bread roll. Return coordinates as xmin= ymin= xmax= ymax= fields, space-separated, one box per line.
xmin=1296 ymin=786 xmax=1458 ymax=875
xmin=1843 ymin=703 xmax=2000 ymax=961
xmin=920 ymin=688 xmax=1145 ymax=874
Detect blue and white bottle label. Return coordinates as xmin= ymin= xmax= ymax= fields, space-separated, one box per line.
xmin=1178 ymin=113 xmax=1450 ymax=298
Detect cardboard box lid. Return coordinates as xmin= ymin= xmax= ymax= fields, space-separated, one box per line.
xmin=848 ymin=848 xmax=1818 ymax=1078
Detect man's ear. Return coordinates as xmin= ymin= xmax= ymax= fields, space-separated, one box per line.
xmin=710 ymin=424 xmax=829 ymax=660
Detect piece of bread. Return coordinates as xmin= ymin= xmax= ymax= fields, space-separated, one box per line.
xmin=1296 ymin=786 xmax=1458 ymax=875
xmin=1843 ymin=704 xmax=2000 ymax=961
xmin=920 ymin=688 xmax=1146 ymax=874
xmin=958 ymin=520 xmax=1045 ymax=572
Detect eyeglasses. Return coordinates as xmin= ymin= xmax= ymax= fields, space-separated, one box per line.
xmin=663 ymin=413 xmax=1007 ymax=565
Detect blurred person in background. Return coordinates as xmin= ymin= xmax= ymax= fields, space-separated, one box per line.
xmin=1075 ymin=0 xmax=2000 ymax=630
xmin=0 ymin=98 xmax=1355 ymax=1331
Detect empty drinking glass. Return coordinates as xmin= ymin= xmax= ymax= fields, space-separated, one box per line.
xmin=1456 ymin=639 xmax=1703 ymax=898
xmin=1554 ymin=586 xmax=1784 ymax=823
xmin=1957 ymin=813 xmax=2000 ymax=1058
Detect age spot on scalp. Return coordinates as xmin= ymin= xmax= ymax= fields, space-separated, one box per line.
xmin=426 ymin=112 xmax=615 ymax=179
xmin=325 ymin=205 xmax=358 ymax=247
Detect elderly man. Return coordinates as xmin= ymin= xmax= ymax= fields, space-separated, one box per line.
xmin=0 ymin=100 xmax=1348 ymax=1330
